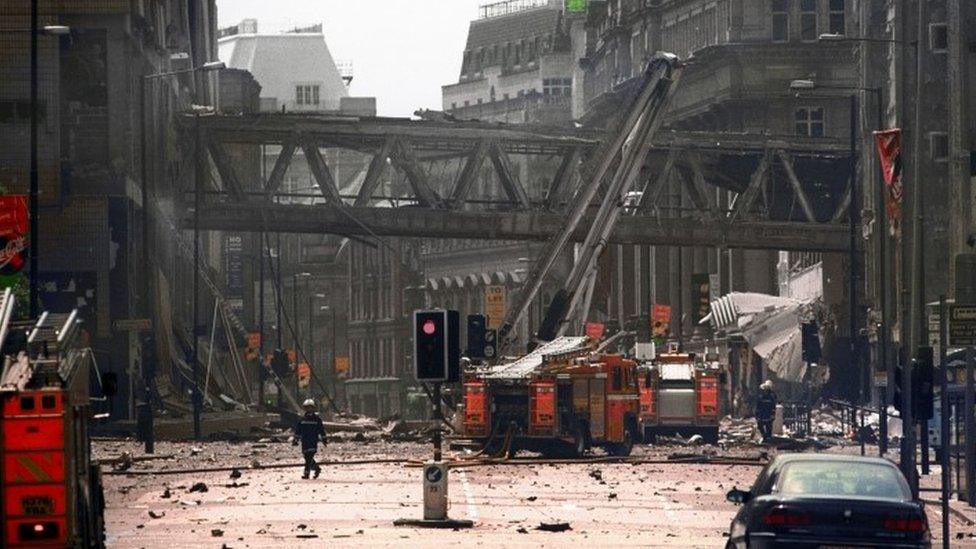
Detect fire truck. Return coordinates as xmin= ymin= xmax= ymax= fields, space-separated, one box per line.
xmin=463 ymin=337 xmax=640 ymax=457
xmin=460 ymin=55 xmax=684 ymax=457
xmin=636 ymin=345 xmax=722 ymax=444
xmin=0 ymin=292 xmax=105 ymax=548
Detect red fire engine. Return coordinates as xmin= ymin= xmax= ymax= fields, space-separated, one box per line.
xmin=463 ymin=337 xmax=640 ymax=457
xmin=0 ymin=299 xmax=105 ymax=548
xmin=636 ymin=346 xmax=722 ymax=444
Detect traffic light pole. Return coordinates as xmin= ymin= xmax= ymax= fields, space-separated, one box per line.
xmin=938 ymin=296 xmax=949 ymax=546
xmin=432 ymin=382 xmax=442 ymax=462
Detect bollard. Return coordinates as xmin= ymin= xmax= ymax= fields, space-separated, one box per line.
xmin=423 ymin=461 xmax=449 ymax=521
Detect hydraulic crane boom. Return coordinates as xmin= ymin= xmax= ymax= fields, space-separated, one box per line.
xmin=496 ymin=53 xmax=682 ymax=354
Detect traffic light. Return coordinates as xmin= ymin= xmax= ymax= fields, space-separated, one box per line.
xmin=801 ymin=323 xmax=822 ymax=363
xmin=414 ymin=310 xmax=460 ymax=382
xmin=893 ymin=360 xmax=905 ymax=414
xmin=914 ymin=346 xmax=934 ymax=421
xmin=466 ymin=314 xmax=486 ymax=359
xmin=483 ymin=329 xmax=497 ymax=359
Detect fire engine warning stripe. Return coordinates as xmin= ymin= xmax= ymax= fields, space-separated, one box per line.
xmin=13 ymin=455 xmax=54 ymax=482
xmin=7 ymin=454 xmax=61 ymax=482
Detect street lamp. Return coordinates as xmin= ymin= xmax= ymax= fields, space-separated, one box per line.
xmin=310 ymin=293 xmax=326 ymax=370
xmin=818 ymin=33 xmax=914 ymax=45
xmin=790 ymin=79 xmax=888 ymax=457
xmin=142 ymin=57 xmax=226 ymax=442
xmin=321 ymin=305 xmax=338 ymax=383
xmin=23 ymin=11 xmax=72 ymax=319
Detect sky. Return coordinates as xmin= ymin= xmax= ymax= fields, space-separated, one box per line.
xmin=217 ymin=0 xmax=486 ymax=117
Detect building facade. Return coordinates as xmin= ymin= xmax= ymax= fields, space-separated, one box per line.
xmin=0 ymin=0 xmax=225 ymax=419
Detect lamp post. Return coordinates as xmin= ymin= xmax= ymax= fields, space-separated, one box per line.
xmin=24 ymin=12 xmax=70 ymax=319
xmin=311 ymin=293 xmax=326 ymax=385
xmin=790 ymin=79 xmax=886 ymax=458
xmin=321 ymin=305 xmax=337 ymax=385
xmin=179 ymin=60 xmax=226 ymax=441
xmin=815 ymin=29 xmax=923 ymax=496
xmin=292 ymin=272 xmax=311 ymax=400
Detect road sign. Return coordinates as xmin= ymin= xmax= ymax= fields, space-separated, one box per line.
xmin=949 ymin=304 xmax=976 ymax=346
xmin=483 ymin=329 xmax=497 ymax=359
xmin=874 ymin=371 xmax=888 ymax=387
xmin=485 ymin=286 xmax=506 ymax=329
xmin=113 ymin=318 xmax=152 ymax=332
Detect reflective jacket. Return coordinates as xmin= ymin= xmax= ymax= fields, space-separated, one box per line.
xmin=294 ymin=412 xmax=327 ymax=450
xmin=755 ymin=390 xmax=777 ymax=421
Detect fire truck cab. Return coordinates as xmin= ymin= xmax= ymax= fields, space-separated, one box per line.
xmin=463 ymin=337 xmax=640 ymax=457
xmin=0 ymin=297 xmax=105 ymax=548
xmin=636 ymin=346 xmax=722 ymax=444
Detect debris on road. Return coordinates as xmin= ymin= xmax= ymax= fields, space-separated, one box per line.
xmin=188 ymin=482 xmax=208 ymax=493
xmin=537 ymin=522 xmax=572 ymax=532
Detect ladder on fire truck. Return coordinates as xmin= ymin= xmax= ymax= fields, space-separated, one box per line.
xmin=0 ymin=290 xmax=106 ymax=548
xmin=496 ymin=53 xmax=683 ymax=355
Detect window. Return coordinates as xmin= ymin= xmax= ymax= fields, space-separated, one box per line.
xmin=772 ymin=0 xmax=789 ymax=42
xmin=295 ymin=84 xmax=320 ymax=106
xmin=543 ymin=77 xmax=573 ymax=96
xmin=930 ymin=23 xmax=948 ymax=53
xmin=930 ymin=132 xmax=949 ymax=161
xmin=829 ymin=0 xmax=845 ymax=35
xmin=800 ymin=0 xmax=817 ymax=41
xmin=795 ymin=107 xmax=825 ymax=137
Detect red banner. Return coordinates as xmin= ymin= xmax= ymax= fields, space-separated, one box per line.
xmin=584 ymin=322 xmax=605 ymax=341
xmin=874 ymin=129 xmax=903 ymax=236
xmin=0 ymin=195 xmax=27 ymax=275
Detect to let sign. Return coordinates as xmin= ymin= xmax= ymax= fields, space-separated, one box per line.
xmin=485 ymin=286 xmax=506 ymax=329
xmin=949 ymin=304 xmax=976 ymax=346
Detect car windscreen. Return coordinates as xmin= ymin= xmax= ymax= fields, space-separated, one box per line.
xmin=774 ymin=460 xmax=910 ymax=500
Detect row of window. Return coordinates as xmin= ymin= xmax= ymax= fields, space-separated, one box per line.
xmin=0 ymin=100 xmax=46 ymax=123
xmin=349 ymin=336 xmax=399 ymax=379
xmin=450 ymin=78 xmax=571 ymax=111
xmin=772 ymin=0 xmax=845 ymax=42
xmin=462 ymin=33 xmax=555 ymax=76
xmin=295 ymin=84 xmax=320 ymax=106
xmin=793 ymin=106 xmax=950 ymax=161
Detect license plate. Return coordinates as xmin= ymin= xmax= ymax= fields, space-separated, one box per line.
xmin=21 ymin=496 xmax=55 ymax=516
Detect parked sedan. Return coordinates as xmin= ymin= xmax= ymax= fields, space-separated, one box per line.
xmin=725 ymin=454 xmax=930 ymax=548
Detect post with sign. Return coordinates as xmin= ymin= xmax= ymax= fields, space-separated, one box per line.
xmin=395 ymin=310 xmax=472 ymax=529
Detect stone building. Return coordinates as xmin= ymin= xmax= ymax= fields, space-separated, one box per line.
xmin=435 ymin=0 xmax=576 ymax=354
xmin=218 ymin=19 xmax=358 ymax=404
xmin=0 ymin=0 xmax=224 ymax=418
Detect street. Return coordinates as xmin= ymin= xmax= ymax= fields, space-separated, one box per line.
xmin=98 ymin=439 xmax=975 ymax=547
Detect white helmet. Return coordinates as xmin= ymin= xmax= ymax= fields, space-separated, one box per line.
xmin=760 ymin=380 xmax=773 ymax=391
xmin=302 ymin=398 xmax=316 ymax=409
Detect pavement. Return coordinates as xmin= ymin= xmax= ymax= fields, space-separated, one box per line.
xmin=97 ymin=438 xmax=976 ymax=548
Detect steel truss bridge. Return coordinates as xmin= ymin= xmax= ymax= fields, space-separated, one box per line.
xmin=179 ymin=113 xmax=853 ymax=253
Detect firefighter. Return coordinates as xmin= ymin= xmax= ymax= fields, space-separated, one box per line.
xmin=755 ymin=380 xmax=777 ymax=442
xmin=293 ymin=399 xmax=327 ymax=479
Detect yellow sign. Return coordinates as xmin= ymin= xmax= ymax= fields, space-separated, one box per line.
xmin=485 ymin=285 xmax=506 ymax=329
xmin=335 ymin=356 xmax=350 ymax=378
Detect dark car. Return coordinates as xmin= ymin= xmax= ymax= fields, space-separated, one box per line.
xmin=725 ymin=454 xmax=930 ymax=548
